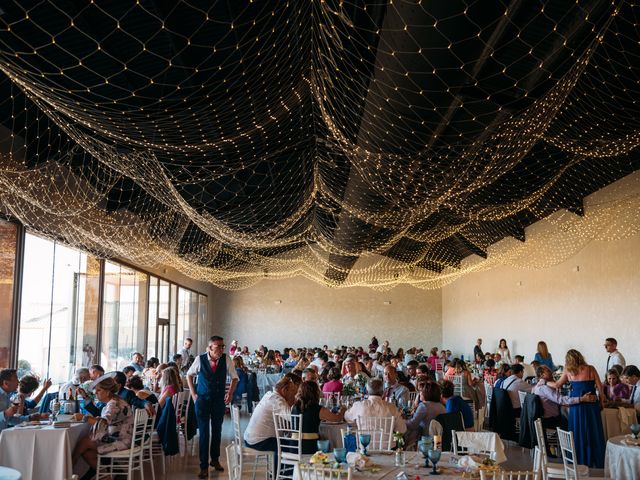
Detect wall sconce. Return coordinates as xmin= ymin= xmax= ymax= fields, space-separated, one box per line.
xmin=274 ymin=300 xmax=282 ymax=304
xmin=383 ymin=301 xmax=391 ymax=305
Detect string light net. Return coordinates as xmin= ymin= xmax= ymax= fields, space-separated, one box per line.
xmin=0 ymin=0 xmax=638 ymax=290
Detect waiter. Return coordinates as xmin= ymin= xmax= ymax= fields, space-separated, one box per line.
xmin=187 ymin=336 xmax=238 ymax=478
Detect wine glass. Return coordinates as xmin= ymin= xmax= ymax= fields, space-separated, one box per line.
xmin=359 ymin=433 xmax=371 ymax=455
xmin=333 ymin=448 xmax=347 ymax=464
xmin=630 ymin=423 xmax=640 ymax=439
xmin=427 ymin=449 xmax=441 ymax=475
xmin=317 ymin=440 xmax=330 ymax=453
xmin=418 ymin=440 xmax=431 ymax=468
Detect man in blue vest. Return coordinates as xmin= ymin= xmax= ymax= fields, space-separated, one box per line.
xmin=187 ymin=336 xmax=238 ymax=478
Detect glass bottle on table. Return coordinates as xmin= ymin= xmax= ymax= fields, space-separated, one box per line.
xmin=343 ymin=424 xmax=357 ymax=453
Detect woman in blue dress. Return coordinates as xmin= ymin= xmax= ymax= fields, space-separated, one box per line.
xmin=552 ymin=349 xmax=605 ymax=468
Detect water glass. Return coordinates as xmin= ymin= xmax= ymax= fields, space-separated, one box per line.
xmin=317 ymin=439 xmax=330 ymax=453
xmin=333 ymin=448 xmax=347 ymax=464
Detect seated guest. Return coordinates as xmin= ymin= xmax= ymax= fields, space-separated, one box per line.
xmin=72 ymin=377 xmax=134 ymax=480
xmin=494 ymin=364 xmax=512 ymax=389
xmin=534 ymin=341 xmax=555 ymax=371
xmin=122 ymin=366 xmax=136 ymax=378
xmin=143 ymin=358 xmax=160 ymax=378
xmin=532 ymin=365 xmax=596 ymax=430
xmin=80 ymin=371 xmax=155 ymax=417
xmin=89 ymin=364 xmax=105 ymax=381
xmin=129 ymin=352 xmax=145 ymax=373
xmin=322 ymin=367 xmax=343 ymax=393
xmin=292 ymin=381 xmax=345 ymax=453
xmin=502 ymin=364 xmax=533 ymax=415
xmin=244 ymin=374 xmax=302 ymax=459
xmin=405 ymin=382 xmax=446 ymax=447
xmin=173 ymin=353 xmax=183 ymax=370
xmin=406 ymin=360 xmax=419 ymax=386
xmin=125 ymin=375 xmax=157 ymax=403
xmin=493 ymin=353 xmax=503 ymax=367
xmin=302 ymin=368 xmax=319 ymax=383
xmin=514 ymin=356 xmax=536 ymax=380
xmin=1 ymin=369 xmax=47 ymax=431
xmin=342 ymin=356 xmax=368 ymax=383
xmin=15 ymin=374 xmax=52 ymax=411
xmin=604 ymin=368 xmax=630 ymax=403
xmin=383 ymin=365 xmax=410 ymax=405
xmin=232 ymin=356 xmax=249 ymax=405
xmin=357 ymin=361 xmax=372 ymax=378
xmin=60 ymin=368 xmax=90 ymax=400
xmin=621 ymin=365 xmax=640 ymax=414
xmin=483 ymin=359 xmax=497 ymax=383
xmin=157 ymin=366 xmax=182 ymax=407
xmin=441 ymin=380 xmax=474 ymax=431
xmin=344 ymin=378 xmax=406 ymax=433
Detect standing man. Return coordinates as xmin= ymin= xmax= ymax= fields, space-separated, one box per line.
xmin=178 ymin=337 xmax=194 ymax=372
xmin=604 ymin=338 xmax=625 ymax=375
xmin=187 ymin=336 xmax=238 ymax=479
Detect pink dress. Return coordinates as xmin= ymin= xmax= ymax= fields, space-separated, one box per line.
xmin=322 ymin=380 xmax=343 ymax=393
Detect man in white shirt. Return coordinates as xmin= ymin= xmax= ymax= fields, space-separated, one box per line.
xmin=621 ymin=365 xmax=640 ymax=416
xmin=383 ymin=365 xmax=410 ymax=405
xmin=59 ymin=367 xmax=91 ymax=400
xmin=310 ymin=351 xmax=328 ymax=371
xmin=604 ymin=338 xmax=626 ymax=375
xmin=344 ymin=378 xmax=406 ymax=433
xmin=376 ymin=340 xmax=390 ymax=354
xmin=502 ymin=364 xmax=533 ymax=415
xmin=244 ymin=373 xmax=302 ymax=471
xmin=514 ymin=355 xmax=536 ymax=380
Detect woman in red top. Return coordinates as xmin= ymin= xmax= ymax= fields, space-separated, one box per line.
xmin=322 ymin=367 xmax=343 ymax=393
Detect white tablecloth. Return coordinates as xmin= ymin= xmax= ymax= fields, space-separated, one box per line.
xmin=601 ymin=407 xmax=635 ymax=440
xmin=0 ymin=421 xmax=90 ymax=480
xmin=294 ymin=450 xmax=487 ymax=480
xmin=319 ymin=422 xmax=353 ymax=450
xmin=454 ymin=431 xmax=507 ymax=463
xmin=605 ymin=435 xmax=640 ymax=479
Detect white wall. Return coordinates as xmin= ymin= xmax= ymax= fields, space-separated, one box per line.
xmin=213 ymin=276 xmax=442 ymax=351
xmin=442 ymin=233 xmax=640 ymax=376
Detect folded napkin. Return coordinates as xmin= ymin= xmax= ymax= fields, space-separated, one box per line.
xmin=457 ymin=456 xmax=481 ymax=470
xmin=455 ymin=432 xmax=507 ymax=463
xmin=346 ymin=452 xmax=371 ymax=469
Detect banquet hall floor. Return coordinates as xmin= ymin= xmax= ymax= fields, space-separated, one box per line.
xmin=155 ymin=410 xmax=606 ymax=479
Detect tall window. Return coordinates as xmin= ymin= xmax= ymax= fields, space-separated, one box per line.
xmin=17 ymin=233 xmax=100 ymax=383
xmin=0 ymin=220 xmax=18 ymax=369
xmin=100 ymin=261 xmax=147 ymax=371
xmin=177 ymin=287 xmax=199 ymax=351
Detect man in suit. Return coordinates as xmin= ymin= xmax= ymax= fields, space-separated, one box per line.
xmin=187 ymin=336 xmax=239 ymax=478
xmin=622 ymin=365 xmax=640 ymax=417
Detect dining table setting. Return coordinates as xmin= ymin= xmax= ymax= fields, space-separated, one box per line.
xmin=0 ymin=414 xmax=91 ymax=480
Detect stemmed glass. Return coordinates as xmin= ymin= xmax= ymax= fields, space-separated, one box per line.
xmin=359 ymin=433 xmax=371 ymax=455
xmin=418 ymin=440 xmax=431 ymax=468
xmin=630 ymin=423 xmax=640 ymax=439
xmin=334 ymin=448 xmax=347 ymax=464
xmin=317 ymin=440 xmax=330 ymax=453
xmin=427 ymin=449 xmax=441 ymax=475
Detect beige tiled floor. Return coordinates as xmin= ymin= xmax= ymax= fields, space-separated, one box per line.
xmin=155 ymin=410 xmax=605 ymax=479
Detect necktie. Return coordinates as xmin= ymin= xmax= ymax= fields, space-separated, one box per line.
xmin=607 ymin=355 xmax=611 ymax=371
xmin=632 ymin=385 xmax=637 ymax=402
xmin=383 ymin=387 xmax=393 ymax=400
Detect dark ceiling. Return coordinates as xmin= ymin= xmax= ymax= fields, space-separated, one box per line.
xmin=0 ymin=0 xmax=639 ymax=289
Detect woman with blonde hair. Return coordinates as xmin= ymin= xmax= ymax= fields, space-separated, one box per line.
xmin=534 ymin=341 xmax=555 ymax=370
xmin=552 ymin=349 xmax=605 ymax=468
xmin=72 ymin=377 xmax=134 ymax=478
xmin=158 ymin=366 xmax=182 ymax=407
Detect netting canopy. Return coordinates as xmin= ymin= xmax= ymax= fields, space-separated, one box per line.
xmin=0 ymin=0 xmax=639 ymax=290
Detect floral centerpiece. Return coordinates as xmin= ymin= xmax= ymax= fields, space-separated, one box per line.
xmin=342 ymin=382 xmax=357 ymax=397
xmin=393 ymin=431 xmax=405 ymax=451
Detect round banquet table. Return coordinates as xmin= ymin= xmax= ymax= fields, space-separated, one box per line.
xmin=605 ymin=435 xmax=640 ymax=479
xmin=0 ymin=467 xmax=21 ymax=480
xmin=601 ymin=407 xmax=634 ymax=440
xmin=294 ymin=450 xmax=492 ymax=480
